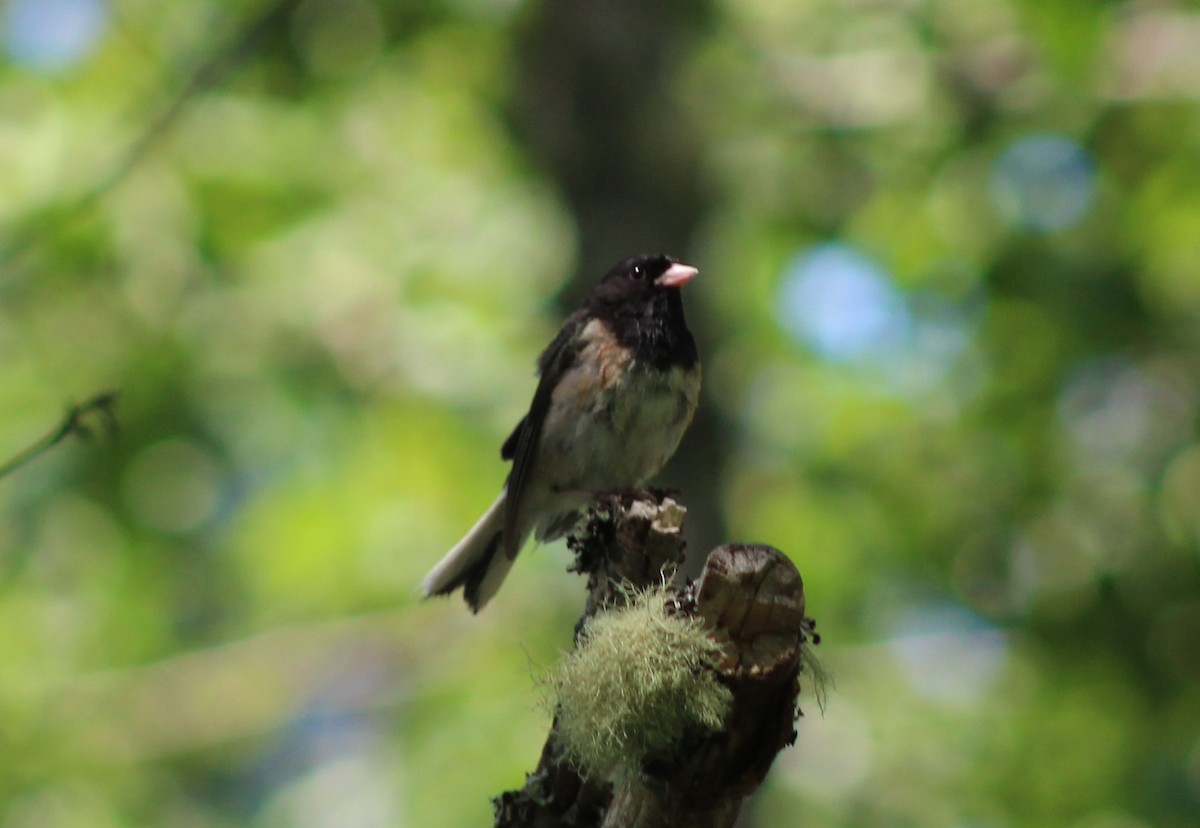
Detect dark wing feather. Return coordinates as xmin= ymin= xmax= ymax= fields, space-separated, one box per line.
xmin=500 ymin=415 xmax=526 ymax=460
xmin=501 ymin=308 xmax=589 ymax=557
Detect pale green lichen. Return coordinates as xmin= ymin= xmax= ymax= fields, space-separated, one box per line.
xmin=548 ymin=585 xmax=733 ymax=776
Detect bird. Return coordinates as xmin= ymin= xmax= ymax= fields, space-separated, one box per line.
xmin=421 ymin=254 xmax=701 ymax=612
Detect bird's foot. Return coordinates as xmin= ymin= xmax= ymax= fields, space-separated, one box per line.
xmin=555 ymin=486 xmax=679 ymax=506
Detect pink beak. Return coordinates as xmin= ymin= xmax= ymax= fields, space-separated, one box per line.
xmin=655 ymin=262 xmax=699 ymax=288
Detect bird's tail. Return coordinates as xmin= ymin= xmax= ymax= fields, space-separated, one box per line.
xmin=420 ymin=490 xmax=521 ymax=613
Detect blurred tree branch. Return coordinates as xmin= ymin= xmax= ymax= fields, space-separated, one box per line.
xmin=0 ymin=391 xmax=119 ymax=479
xmin=0 ymin=0 xmax=304 ymax=275
xmin=55 ymin=605 xmax=426 ymax=763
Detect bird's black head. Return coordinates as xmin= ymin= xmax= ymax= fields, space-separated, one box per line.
xmin=587 ymin=254 xmax=699 ymax=369
xmin=588 ymin=254 xmax=698 ymax=309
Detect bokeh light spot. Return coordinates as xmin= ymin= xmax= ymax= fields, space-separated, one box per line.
xmin=122 ymin=439 xmax=223 ymax=534
xmin=775 ymin=696 xmax=874 ymax=800
xmin=1 ymin=0 xmax=108 ymax=71
xmin=989 ymin=133 xmax=1096 ymax=232
xmin=292 ymin=0 xmax=384 ymax=79
xmin=1057 ymin=356 xmax=1190 ymax=473
xmin=777 ymin=242 xmax=910 ymax=361
xmin=887 ymin=603 xmax=1008 ymax=705
xmin=1159 ymin=443 xmax=1200 ymax=545
xmin=1058 ymin=358 xmax=1154 ymax=463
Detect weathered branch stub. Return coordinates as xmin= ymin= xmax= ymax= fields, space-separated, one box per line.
xmin=494 ymin=492 xmax=816 ymax=828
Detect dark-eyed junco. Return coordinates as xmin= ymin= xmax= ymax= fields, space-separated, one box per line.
xmin=421 ymin=254 xmax=701 ymax=612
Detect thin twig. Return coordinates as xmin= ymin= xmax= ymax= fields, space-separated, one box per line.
xmin=0 ymin=391 xmax=120 ymax=479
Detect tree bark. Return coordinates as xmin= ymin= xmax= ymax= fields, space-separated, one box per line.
xmin=494 ymin=492 xmax=815 ymax=828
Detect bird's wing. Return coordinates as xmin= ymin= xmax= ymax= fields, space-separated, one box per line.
xmin=501 ymin=308 xmax=589 ymax=557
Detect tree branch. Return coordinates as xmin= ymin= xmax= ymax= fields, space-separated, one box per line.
xmin=495 ymin=492 xmax=816 ymax=828
xmin=0 ymin=391 xmax=119 ymax=479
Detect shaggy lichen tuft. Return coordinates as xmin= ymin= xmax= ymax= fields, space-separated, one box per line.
xmin=548 ymin=585 xmax=733 ymax=776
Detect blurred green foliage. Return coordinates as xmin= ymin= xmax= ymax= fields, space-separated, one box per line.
xmin=3 ymin=0 xmax=1200 ymax=825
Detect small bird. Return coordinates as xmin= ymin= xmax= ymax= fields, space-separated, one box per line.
xmin=421 ymin=254 xmax=701 ymax=612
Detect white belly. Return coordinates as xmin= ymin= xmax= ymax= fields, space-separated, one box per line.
xmin=538 ymin=360 xmax=700 ymax=492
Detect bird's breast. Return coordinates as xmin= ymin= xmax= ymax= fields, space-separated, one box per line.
xmin=539 ymin=319 xmax=700 ymax=491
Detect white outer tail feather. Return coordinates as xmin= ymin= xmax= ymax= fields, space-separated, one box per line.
xmin=421 ymin=490 xmax=518 ymax=611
